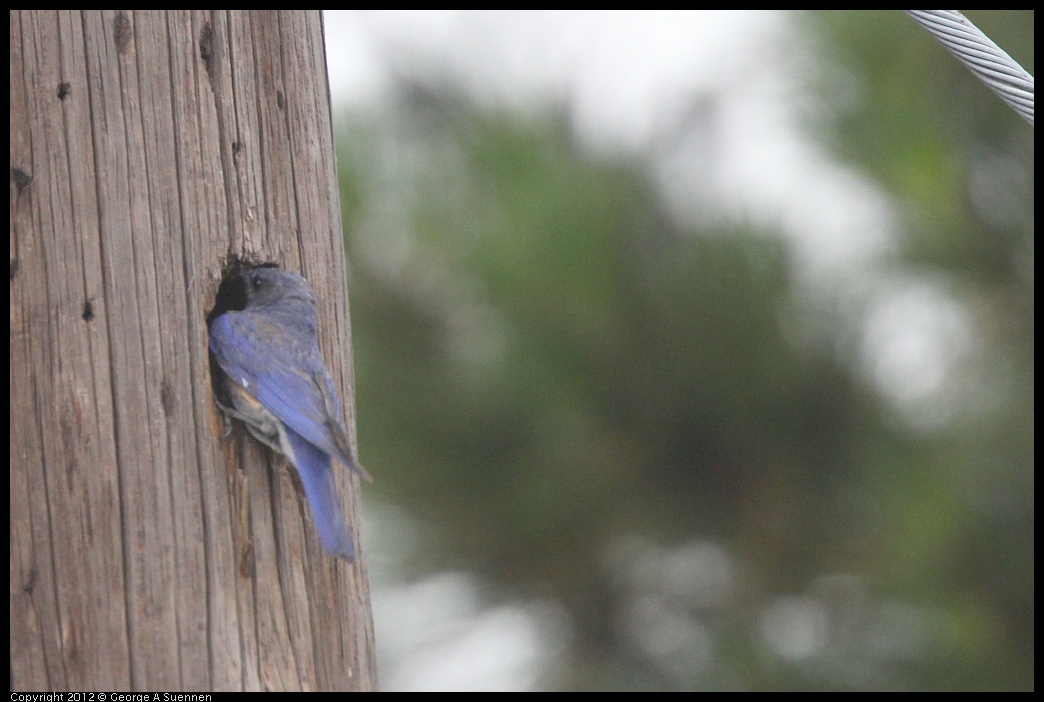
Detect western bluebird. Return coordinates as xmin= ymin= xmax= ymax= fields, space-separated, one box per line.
xmin=209 ymin=266 xmax=371 ymax=561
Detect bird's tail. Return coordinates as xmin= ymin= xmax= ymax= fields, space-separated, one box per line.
xmin=286 ymin=431 xmax=356 ymax=561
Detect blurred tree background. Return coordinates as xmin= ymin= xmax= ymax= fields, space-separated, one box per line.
xmin=331 ymin=11 xmax=1032 ymax=690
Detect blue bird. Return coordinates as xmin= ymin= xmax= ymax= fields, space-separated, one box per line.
xmin=209 ymin=266 xmax=371 ymax=561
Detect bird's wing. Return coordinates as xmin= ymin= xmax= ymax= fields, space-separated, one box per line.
xmin=211 ymin=311 xmax=369 ymax=479
xmin=209 ymin=312 xmax=262 ymax=393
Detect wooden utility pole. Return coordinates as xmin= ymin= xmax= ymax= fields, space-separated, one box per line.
xmin=10 ymin=10 xmax=377 ymax=691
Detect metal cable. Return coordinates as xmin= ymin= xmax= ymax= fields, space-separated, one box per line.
xmin=905 ymin=10 xmax=1033 ymax=125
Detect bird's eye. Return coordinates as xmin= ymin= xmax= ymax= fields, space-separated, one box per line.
xmin=250 ymin=274 xmax=264 ymax=290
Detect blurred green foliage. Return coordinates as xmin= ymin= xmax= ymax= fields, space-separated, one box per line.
xmin=336 ymin=11 xmax=1032 ymax=690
